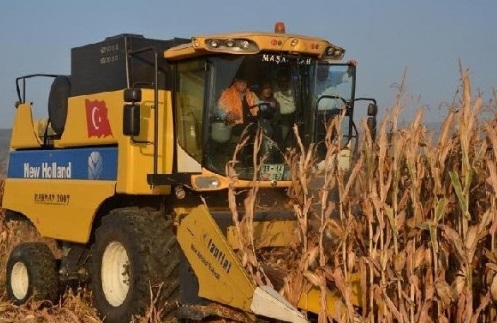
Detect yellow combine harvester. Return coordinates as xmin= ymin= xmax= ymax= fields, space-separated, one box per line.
xmin=2 ymin=23 xmax=377 ymax=322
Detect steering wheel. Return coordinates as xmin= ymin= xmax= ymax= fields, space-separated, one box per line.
xmin=316 ymin=95 xmax=348 ymax=110
xmin=249 ymin=101 xmax=275 ymax=120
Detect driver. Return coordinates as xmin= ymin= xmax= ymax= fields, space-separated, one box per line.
xmin=218 ymin=71 xmax=259 ymax=126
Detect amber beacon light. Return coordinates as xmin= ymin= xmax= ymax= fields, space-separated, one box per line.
xmin=274 ymin=21 xmax=286 ymax=33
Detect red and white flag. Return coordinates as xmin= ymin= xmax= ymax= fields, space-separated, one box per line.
xmin=85 ymin=99 xmax=113 ymax=138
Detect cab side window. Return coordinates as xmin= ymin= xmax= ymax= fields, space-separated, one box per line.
xmin=175 ymin=60 xmax=205 ymax=162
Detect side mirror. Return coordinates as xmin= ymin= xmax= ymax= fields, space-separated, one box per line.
xmin=123 ymin=104 xmax=140 ymax=136
xmin=367 ymin=103 xmax=378 ymax=116
xmin=124 ymin=88 xmax=142 ymax=103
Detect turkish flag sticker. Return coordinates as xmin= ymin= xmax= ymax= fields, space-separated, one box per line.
xmin=85 ymin=99 xmax=113 ymax=138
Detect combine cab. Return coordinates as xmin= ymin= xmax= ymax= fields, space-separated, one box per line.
xmin=2 ymin=23 xmax=376 ymax=322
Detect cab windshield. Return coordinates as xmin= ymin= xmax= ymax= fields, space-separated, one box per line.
xmin=206 ymin=53 xmax=314 ymax=181
xmin=174 ymin=54 xmax=356 ymax=181
xmin=312 ymin=63 xmax=357 ymax=160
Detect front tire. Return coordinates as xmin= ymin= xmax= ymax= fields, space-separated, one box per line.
xmin=6 ymin=242 xmax=59 ymax=305
xmin=91 ymin=208 xmax=180 ymax=323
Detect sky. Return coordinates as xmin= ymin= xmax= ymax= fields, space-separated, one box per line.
xmin=0 ymin=0 xmax=496 ymax=129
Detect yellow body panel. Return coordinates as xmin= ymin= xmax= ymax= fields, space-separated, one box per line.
xmin=5 ymin=88 xmax=174 ymax=241
xmin=226 ymin=220 xmax=298 ymax=249
xmin=10 ymin=103 xmax=42 ymax=149
xmin=177 ymin=205 xmax=255 ymax=311
xmin=2 ymin=178 xmax=115 ymax=243
xmin=56 ymin=93 xmax=118 ymax=147
xmin=116 ymin=90 xmax=173 ymax=194
xmin=54 ymin=89 xmax=172 ymax=195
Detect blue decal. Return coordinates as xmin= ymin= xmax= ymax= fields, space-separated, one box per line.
xmin=7 ymin=147 xmax=118 ymax=180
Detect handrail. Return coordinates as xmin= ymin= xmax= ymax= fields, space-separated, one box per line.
xmin=127 ymin=47 xmax=160 ymax=178
xmin=15 ymin=74 xmax=60 ymax=104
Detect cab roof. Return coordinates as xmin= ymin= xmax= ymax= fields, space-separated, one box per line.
xmin=164 ymin=29 xmax=345 ymax=61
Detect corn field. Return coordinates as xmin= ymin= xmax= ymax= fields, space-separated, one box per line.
xmin=275 ymin=67 xmax=497 ymax=322
xmin=232 ymin=67 xmax=497 ymax=323
xmin=1 ymin=67 xmax=497 ymax=322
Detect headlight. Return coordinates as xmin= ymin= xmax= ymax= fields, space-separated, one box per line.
xmin=194 ymin=176 xmax=221 ymax=189
xmin=205 ymin=38 xmax=259 ymax=53
xmin=240 ymin=40 xmax=250 ymax=49
xmin=210 ymin=39 xmax=220 ymax=48
xmin=323 ymin=46 xmax=345 ymax=59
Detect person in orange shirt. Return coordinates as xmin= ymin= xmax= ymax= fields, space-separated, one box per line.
xmin=218 ymin=72 xmax=259 ymax=126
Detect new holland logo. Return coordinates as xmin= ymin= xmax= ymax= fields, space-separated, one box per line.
xmin=88 ymin=151 xmax=103 ymax=180
xmin=85 ymin=99 xmax=113 ymax=138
